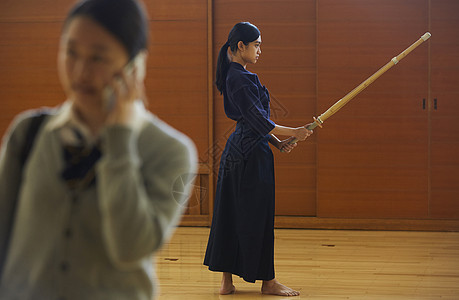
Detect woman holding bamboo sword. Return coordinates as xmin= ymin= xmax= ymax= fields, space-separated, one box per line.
xmin=203 ymin=22 xmax=312 ymax=296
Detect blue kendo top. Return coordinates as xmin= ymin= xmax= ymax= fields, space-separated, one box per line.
xmin=223 ymin=62 xmax=276 ymax=137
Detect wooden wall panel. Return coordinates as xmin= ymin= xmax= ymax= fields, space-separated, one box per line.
xmin=0 ymin=0 xmax=69 ymax=22
xmin=318 ymin=191 xmax=428 ymax=219
xmin=429 ymin=0 xmax=459 ymax=219
xmin=0 ymin=1 xmax=210 ymax=160
xmin=146 ymin=0 xmax=210 ymax=224
xmin=146 ymin=13 xmax=208 ymax=159
xmin=317 ymin=0 xmax=430 ymax=219
xmin=144 ymin=0 xmax=207 ymax=21
xmin=0 ymin=17 xmax=66 ymax=139
xmin=213 ymin=0 xmax=317 ymax=216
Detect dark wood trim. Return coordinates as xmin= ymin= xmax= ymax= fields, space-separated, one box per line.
xmin=180 ymin=215 xmax=209 ymax=227
xmin=207 ymin=0 xmax=214 ymax=227
xmin=181 ymin=215 xmax=459 ymax=231
xmin=275 ymin=216 xmax=459 ymax=231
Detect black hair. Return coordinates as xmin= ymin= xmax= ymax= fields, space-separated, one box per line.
xmin=215 ymin=22 xmax=260 ymax=94
xmin=64 ymin=0 xmax=149 ymax=60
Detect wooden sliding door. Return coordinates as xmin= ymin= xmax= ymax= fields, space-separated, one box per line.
xmin=429 ymin=0 xmax=459 ymax=219
xmin=316 ymin=0 xmax=430 ymax=218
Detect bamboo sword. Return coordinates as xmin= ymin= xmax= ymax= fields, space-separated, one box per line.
xmin=289 ymin=32 xmax=431 ymax=145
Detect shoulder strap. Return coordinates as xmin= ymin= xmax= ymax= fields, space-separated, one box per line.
xmin=19 ymin=112 xmax=49 ymax=169
xmin=0 ymin=112 xmax=49 ymax=278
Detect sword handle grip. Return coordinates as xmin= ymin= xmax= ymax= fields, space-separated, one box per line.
xmin=280 ymin=117 xmax=321 ymax=152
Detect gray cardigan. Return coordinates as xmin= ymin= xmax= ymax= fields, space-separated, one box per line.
xmin=0 ymin=103 xmax=197 ymax=300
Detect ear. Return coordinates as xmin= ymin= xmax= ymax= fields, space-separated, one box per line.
xmin=237 ymin=41 xmax=246 ymax=52
xmin=133 ymin=50 xmax=148 ymax=82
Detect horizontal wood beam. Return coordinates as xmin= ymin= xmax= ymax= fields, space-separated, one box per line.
xmin=274 ymin=216 xmax=459 ymax=232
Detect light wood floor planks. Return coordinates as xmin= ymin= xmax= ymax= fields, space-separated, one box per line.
xmin=155 ymin=227 xmax=459 ymax=299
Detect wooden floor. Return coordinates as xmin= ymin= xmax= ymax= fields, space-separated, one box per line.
xmin=155 ymin=227 xmax=459 ymax=299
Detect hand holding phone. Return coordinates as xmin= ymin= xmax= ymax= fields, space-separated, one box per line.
xmin=103 ymin=53 xmax=146 ymax=110
xmin=103 ymin=51 xmax=147 ymax=124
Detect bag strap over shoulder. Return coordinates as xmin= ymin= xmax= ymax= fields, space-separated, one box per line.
xmin=19 ymin=112 xmax=49 ymax=169
xmin=0 ymin=111 xmax=49 ymax=278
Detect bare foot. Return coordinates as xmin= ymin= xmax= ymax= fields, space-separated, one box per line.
xmin=220 ymin=272 xmax=236 ymax=295
xmin=261 ymin=279 xmax=300 ymax=296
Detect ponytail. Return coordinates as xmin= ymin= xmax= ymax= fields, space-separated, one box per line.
xmin=215 ymin=41 xmax=230 ymax=94
xmin=215 ymin=22 xmax=260 ymax=94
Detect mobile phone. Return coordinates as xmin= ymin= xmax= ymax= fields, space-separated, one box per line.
xmin=102 ymin=53 xmax=146 ymax=111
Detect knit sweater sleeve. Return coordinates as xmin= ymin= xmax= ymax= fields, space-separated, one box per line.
xmin=96 ymin=122 xmax=197 ymax=270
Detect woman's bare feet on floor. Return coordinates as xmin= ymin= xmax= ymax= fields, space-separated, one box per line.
xmin=261 ymin=279 xmax=300 ymax=296
xmin=220 ymin=272 xmax=236 ymax=295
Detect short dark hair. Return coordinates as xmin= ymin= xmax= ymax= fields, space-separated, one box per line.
xmin=64 ymin=0 xmax=149 ymax=60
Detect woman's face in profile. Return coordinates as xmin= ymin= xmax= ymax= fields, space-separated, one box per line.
xmin=57 ymin=16 xmax=129 ymax=114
